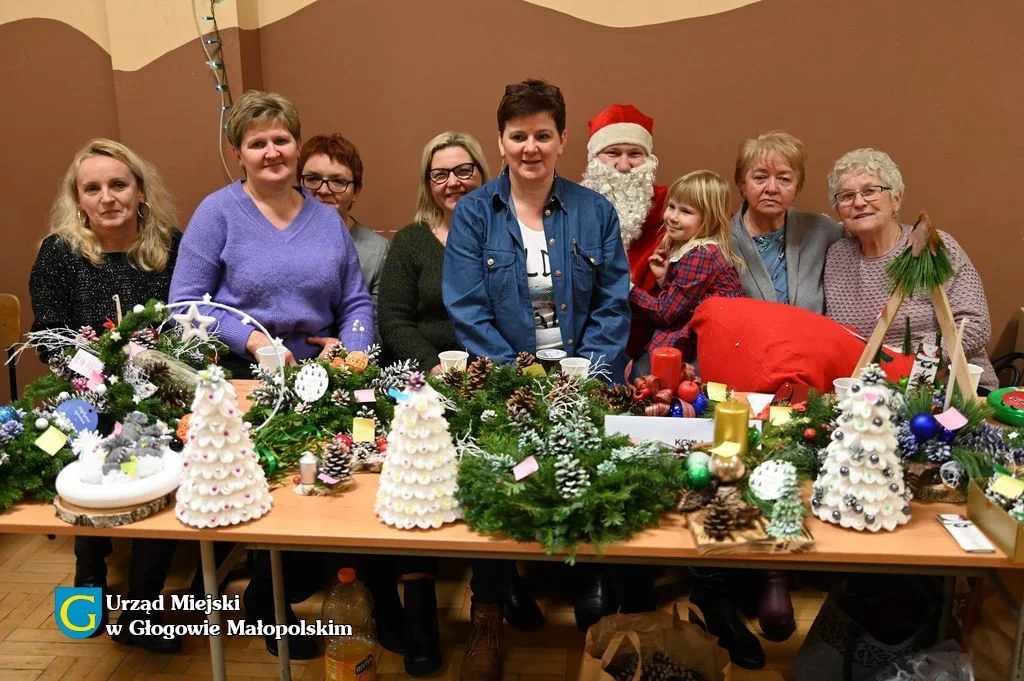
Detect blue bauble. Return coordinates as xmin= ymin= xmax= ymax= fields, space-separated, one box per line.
xmin=941 ymin=427 xmax=958 ymax=443
xmin=692 ymin=393 xmax=709 ymax=416
xmin=910 ymin=413 xmax=941 ymax=441
xmin=0 ymin=406 xmax=19 ymax=424
xmin=669 ymin=399 xmax=684 ymax=417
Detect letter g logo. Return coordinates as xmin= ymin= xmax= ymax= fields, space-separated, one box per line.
xmin=54 ymin=587 xmax=102 ymax=638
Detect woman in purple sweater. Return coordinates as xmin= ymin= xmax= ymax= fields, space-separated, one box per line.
xmin=170 ymin=90 xmax=372 ymax=660
xmin=170 ymin=90 xmax=373 ymax=373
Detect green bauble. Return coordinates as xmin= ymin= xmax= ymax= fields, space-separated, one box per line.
xmin=898 ymin=376 xmax=909 ymax=392
xmin=686 ymin=465 xmax=711 ymax=489
xmin=747 ymin=426 xmax=760 ymax=448
xmin=686 ymin=451 xmax=710 ymax=471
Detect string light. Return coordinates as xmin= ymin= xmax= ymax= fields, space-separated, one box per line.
xmin=192 ymin=0 xmax=235 ymax=182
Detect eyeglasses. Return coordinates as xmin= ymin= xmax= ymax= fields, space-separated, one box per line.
xmin=428 ymin=163 xmax=477 ymax=185
xmin=300 ymin=175 xmax=354 ymax=193
xmin=834 ymin=185 xmax=891 ymax=206
xmin=504 ymin=82 xmax=561 ymax=97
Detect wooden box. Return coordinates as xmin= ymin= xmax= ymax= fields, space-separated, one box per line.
xmin=967 ymin=481 xmax=1024 ymax=563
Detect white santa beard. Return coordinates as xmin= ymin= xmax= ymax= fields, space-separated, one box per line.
xmin=581 ymin=155 xmax=658 ymax=248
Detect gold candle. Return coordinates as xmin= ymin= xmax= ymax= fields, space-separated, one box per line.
xmin=713 ymin=400 xmax=749 ymax=456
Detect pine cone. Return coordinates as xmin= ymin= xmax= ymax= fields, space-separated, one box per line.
xmin=48 ymin=353 xmax=72 ymax=379
xmin=604 ymin=384 xmax=633 ymax=413
xmin=331 ymin=388 xmax=349 ymax=406
xmin=506 ymin=387 xmax=536 ymax=423
xmin=320 ymin=441 xmax=353 ymax=484
xmin=466 ymin=356 xmax=493 ymax=392
xmin=904 ymin=468 xmax=921 ymax=494
xmin=678 ymin=488 xmax=715 ymax=514
xmin=131 ymin=327 xmax=158 ymax=348
xmin=440 ymin=367 xmax=464 ymax=390
xmin=701 ymin=496 xmax=735 ymax=541
xmin=323 ymin=343 xmax=347 ymax=361
xmin=515 ymin=351 xmax=536 ymax=369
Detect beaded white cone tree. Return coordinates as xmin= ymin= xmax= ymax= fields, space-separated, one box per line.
xmin=374 ymin=372 xmax=461 ymax=529
xmin=811 ymin=364 xmax=911 ymax=532
xmin=175 ymin=366 xmax=273 ymax=528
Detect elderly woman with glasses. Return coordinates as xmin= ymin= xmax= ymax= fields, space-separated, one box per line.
xmin=824 ymin=148 xmax=997 ymax=390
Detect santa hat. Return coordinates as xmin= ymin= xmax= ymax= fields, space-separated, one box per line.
xmin=586 ymin=104 xmax=654 ymax=159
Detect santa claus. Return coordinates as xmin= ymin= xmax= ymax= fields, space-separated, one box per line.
xmin=581 ymin=104 xmax=666 ymax=356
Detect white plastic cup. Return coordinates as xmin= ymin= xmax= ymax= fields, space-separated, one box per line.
xmin=967 ymin=364 xmax=984 ymax=393
xmin=833 ymin=377 xmax=859 ymax=401
xmin=256 ymin=345 xmax=287 ymax=370
xmin=560 ymin=357 xmax=591 ymax=378
xmin=438 ymin=350 xmax=469 ymax=371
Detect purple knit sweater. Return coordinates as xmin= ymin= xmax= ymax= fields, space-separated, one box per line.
xmin=170 ymin=181 xmax=374 ymax=360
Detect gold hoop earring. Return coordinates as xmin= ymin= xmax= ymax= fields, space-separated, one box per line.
xmin=137 ymin=201 xmax=151 ymax=220
xmin=76 ymin=208 xmax=88 ymax=226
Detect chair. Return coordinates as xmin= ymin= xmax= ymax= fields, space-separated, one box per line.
xmin=991 ymin=352 xmax=1024 ymax=388
xmin=0 ymin=295 xmax=21 ymax=400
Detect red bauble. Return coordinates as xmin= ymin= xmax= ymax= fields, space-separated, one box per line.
xmin=677 ymin=380 xmax=700 ymax=403
xmin=803 ymin=427 xmax=818 ymax=441
xmin=292 ymin=474 xmax=302 ymax=485
xmin=375 ymin=436 xmax=388 ymax=452
xmin=333 ymin=433 xmax=353 ymax=448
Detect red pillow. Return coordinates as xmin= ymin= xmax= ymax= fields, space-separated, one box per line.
xmin=692 ymin=297 xmax=865 ymax=393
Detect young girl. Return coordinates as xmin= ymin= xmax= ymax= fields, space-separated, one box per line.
xmin=629 ymin=170 xmax=745 ymax=378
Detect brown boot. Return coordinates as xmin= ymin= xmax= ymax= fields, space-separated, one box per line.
xmin=460 ymin=603 xmax=504 ymax=681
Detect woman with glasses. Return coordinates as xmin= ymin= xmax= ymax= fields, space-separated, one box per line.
xmin=298 ymin=134 xmax=388 ymax=322
xmin=824 ymin=147 xmax=996 ymax=390
xmin=29 ymin=138 xmax=181 ymax=653
xmin=729 ymin=131 xmax=842 ymax=314
xmin=170 ymin=90 xmax=374 ymax=660
xmin=442 ymin=79 xmax=630 ymax=681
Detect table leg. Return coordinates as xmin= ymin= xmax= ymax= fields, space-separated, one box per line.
xmin=1013 ymin=586 xmax=1024 ymax=681
xmin=937 ymin=576 xmax=954 ymax=640
xmin=270 ymin=549 xmax=292 ymax=681
xmin=201 ymin=541 xmax=227 ymax=681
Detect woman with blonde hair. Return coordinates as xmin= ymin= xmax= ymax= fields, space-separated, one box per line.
xmin=28 ymin=137 xmax=181 ymax=652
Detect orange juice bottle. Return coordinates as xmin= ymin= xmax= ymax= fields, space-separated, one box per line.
xmin=323 ymin=568 xmax=377 ymax=681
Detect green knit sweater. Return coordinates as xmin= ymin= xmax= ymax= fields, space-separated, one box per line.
xmin=378 ymin=222 xmax=459 ymax=371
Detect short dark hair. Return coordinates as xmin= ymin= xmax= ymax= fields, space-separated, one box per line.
xmin=297 ymin=134 xmax=364 ymax=191
xmin=496 ymin=78 xmax=566 ymax=134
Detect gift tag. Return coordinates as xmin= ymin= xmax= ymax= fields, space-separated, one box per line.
xmin=293 ymin=364 xmax=329 ymax=402
xmin=68 ymin=349 xmax=104 ymax=378
xmin=35 ymin=426 xmax=69 ymax=455
xmin=55 ymin=399 xmax=99 ymax=433
xmin=352 ymin=417 xmax=376 ymax=442
xmin=513 ymin=456 xmax=539 ymax=481
xmin=353 ymin=389 xmax=376 ymax=403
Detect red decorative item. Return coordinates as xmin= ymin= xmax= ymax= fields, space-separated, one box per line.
xmin=631 ymin=374 xmax=663 ymax=401
xmin=375 ymin=436 xmax=388 ymax=452
xmin=332 ymin=433 xmax=353 ymax=448
xmin=653 ymin=389 xmax=674 ymax=405
xmin=292 ymin=475 xmax=301 ymax=485
xmin=677 ymin=380 xmax=700 ymax=403
xmin=644 ymin=403 xmax=670 ymax=417
xmin=677 ymin=401 xmax=696 ymax=418
xmin=1003 ymin=391 xmax=1024 ymax=409
xmin=803 ymin=427 xmax=818 ymax=441
xmin=650 ymin=347 xmax=682 ymax=393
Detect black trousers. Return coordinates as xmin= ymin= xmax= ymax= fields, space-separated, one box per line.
xmin=74 ymin=536 xmax=176 ymax=599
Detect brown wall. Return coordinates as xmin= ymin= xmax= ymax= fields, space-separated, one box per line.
xmin=1 ymin=0 xmax=1021 ymax=402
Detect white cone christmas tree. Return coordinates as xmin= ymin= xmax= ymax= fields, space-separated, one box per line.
xmin=374 ymin=372 xmax=461 ymax=529
xmin=175 ymin=366 xmax=273 ymax=528
xmin=811 ymin=364 xmax=911 ymax=532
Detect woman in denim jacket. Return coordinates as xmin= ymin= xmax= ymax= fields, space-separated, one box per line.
xmin=442 ymin=79 xmax=631 ymax=681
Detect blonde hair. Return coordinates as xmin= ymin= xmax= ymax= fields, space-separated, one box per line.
xmin=734 ymin=130 xmax=807 ymax=192
xmin=48 ymin=138 xmax=178 ymax=271
xmin=225 ymin=90 xmax=301 ymax=149
xmin=662 ymin=170 xmax=743 ymax=270
xmin=414 ymin=131 xmax=491 ymax=228
xmin=827 ymin=148 xmax=905 ymax=209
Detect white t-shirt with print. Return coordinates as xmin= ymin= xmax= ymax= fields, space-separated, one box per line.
xmin=518 ymin=220 xmax=563 ymax=351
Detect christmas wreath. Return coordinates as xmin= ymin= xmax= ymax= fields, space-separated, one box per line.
xmin=433 ymin=355 xmax=686 ymax=560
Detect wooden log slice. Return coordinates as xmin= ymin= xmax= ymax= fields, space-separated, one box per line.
xmin=54 ymin=493 xmax=173 ymax=528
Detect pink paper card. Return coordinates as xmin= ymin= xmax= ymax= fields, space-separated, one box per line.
xmin=127 ymin=341 xmax=146 ymax=359
xmin=934 ymin=407 xmax=968 ymax=431
xmin=512 ymin=456 xmax=539 ymax=481
xmin=353 ymin=389 xmax=376 ymax=403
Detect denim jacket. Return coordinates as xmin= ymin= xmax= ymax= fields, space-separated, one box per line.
xmin=442 ymin=169 xmax=631 ymax=382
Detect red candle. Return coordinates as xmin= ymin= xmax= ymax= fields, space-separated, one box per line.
xmin=650 ymin=347 xmax=682 ymax=393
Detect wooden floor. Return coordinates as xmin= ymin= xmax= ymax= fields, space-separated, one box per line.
xmin=0 ymin=533 xmax=821 ymax=680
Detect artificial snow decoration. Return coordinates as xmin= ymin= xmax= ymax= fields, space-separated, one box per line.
xmin=811 ymin=364 xmax=911 ymax=532
xmin=374 ymin=373 xmax=461 ymax=529
xmin=175 ymin=366 xmax=273 ymax=528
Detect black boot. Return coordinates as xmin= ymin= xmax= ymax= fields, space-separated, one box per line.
xmin=689 ymin=570 xmax=765 ymax=670
xmin=618 ymin=565 xmax=658 ymax=615
xmin=243 ymin=552 xmax=318 ymax=660
xmin=502 ymin=562 xmax=544 ymax=631
xmin=364 ymin=572 xmax=405 ymax=654
xmin=111 ymin=539 xmax=180 ymax=653
xmin=402 ymin=578 xmax=442 ymax=676
xmin=574 ymin=566 xmax=618 ymax=632
xmin=73 ymin=536 xmax=111 ymax=637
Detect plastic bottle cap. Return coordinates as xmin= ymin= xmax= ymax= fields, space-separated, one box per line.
xmin=338 ymin=567 xmax=357 ymax=583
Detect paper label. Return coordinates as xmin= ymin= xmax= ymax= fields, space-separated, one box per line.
xmin=352 ymin=418 xmax=376 ymax=443
xmin=709 ymin=441 xmax=741 ymax=457
xmin=769 ymin=406 xmax=793 ymax=425
xmin=990 ymin=475 xmax=1024 ymax=500
xmin=521 ymin=363 xmax=547 ymax=378
xmin=55 ymin=399 xmax=99 ymax=433
xmin=35 ymin=427 xmax=69 ymax=455
xmin=512 ymin=455 xmax=539 ymax=481
xmin=705 ymin=382 xmax=728 ymax=402
xmin=353 ymin=389 xmax=376 ymax=403
xmin=68 ymin=349 xmax=104 ymax=379
xmin=934 ymin=407 xmax=968 ymax=431
xmin=318 ymin=472 xmax=339 ymax=485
